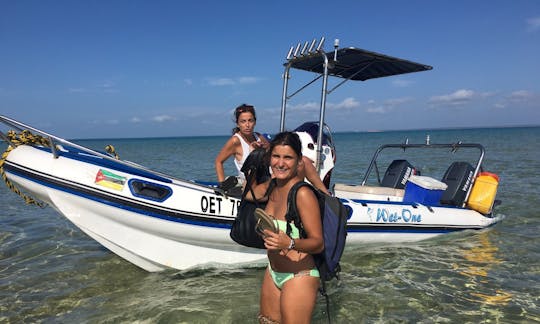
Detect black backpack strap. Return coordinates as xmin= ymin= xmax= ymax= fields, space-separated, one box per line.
xmin=320 ymin=280 xmax=332 ymax=324
xmin=285 ymin=181 xmax=312 ymax=238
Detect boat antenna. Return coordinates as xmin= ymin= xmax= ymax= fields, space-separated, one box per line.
xmin=333 ymin=39 xmax=340 ymax=62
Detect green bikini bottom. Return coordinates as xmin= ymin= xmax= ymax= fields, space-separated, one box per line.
xmin=268 ymin=265 xmax=320 ymax=289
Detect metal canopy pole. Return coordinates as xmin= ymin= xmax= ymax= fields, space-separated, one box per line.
xmin=280 ymin=63 xmax=292 ymax=132
xmin=315 ymin=52 xmax=329 ymax=172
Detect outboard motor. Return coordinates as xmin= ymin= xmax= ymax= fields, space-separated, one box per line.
xmin=381 ymin=159 xmax=416 ymax=189
xmin=440 ymin=161 xmax=475 ymax=206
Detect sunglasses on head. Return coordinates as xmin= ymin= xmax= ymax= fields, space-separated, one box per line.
xmin=236 ymin=105 xmax=254 ymax=113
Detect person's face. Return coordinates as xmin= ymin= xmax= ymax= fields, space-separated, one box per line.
xmin=270 ymin=144 xmax=301 ymax=181
xmin=237 ymin=112 xmax=256 ymax=135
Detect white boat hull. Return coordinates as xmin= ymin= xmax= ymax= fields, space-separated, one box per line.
xmin=1 ymin=144 xmax=503 ymax=271
xmin=4 ymin=145 xmax=267 ymax=271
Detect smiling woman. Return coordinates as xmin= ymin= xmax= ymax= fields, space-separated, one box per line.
xmin=246 ymin=131 xmax=324 ymax=324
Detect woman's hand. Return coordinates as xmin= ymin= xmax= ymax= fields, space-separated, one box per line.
xmin=262 ymin=230 xmax=291 ymax=254
xmin=250 ymin=140 xmax=268 ymax=150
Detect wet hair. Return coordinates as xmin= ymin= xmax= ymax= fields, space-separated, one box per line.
xmin=267 ymin=131 xmax=303 ymax=161
xmin=232 ymin=104 xmax=256 ymax=134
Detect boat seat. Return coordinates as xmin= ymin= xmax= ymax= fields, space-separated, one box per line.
xmin=334 ymin=183 xmax=404 ymax=201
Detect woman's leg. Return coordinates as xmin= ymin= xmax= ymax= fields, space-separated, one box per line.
xmin=259 ymin=268 xmax=282 ymax=323
xmin=280 ymin=275 xmax=320 ymax=324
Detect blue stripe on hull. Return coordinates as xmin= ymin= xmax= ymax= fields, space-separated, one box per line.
xmin=4 ymin=162 xmax=492 ymax=236
xmin=4 ymin=162 xmax=233 ymax=229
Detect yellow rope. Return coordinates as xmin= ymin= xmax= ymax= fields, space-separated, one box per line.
xmin=1 ymin=130 xmax=120 ymax=207
xmin=0 ymin=130 xmax=50 ymax=208
xmin=105 ymin=144 xmax=119 ymax=159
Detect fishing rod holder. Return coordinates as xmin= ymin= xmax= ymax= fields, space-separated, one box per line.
xmin=286 ymin=37 xmax=326 ymax=60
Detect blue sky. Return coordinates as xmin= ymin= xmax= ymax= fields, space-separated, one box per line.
xmin=1 ymin=1 xmax=539 ymax=139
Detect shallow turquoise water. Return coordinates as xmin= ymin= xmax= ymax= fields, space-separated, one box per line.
xmin=1 ymin=127 xmax=539 ymax=323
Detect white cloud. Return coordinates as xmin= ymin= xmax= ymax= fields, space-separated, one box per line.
xmin=152 ymin=115 xmax=176 ymax=122
xmin=392 ymin=79 xmax=414 ymax=87
xmin=526 ymin=16 xmax=540 ymax=31
xmin=184 ymin=79 xmax=193 ymax=86
xmin=282 ymin=96 xmax=406 ymax=116
xmin=429 ymin=89 xmax=475 ymax=106
xmin=206 ymin=76 xmax=260 ymax=86
xmin=207 ymin=78 xmax=235 ymax=86
xmin=130 ymin=117 xmax=141 ymax=123
xmin=494 ymin=90 xmax=536 ymax=109
xmin=329 ymin=97 xmax=361 ymax=110
xmin=508 ymin=90 xmax=533 ymax=101
xmin=238 ymin=76 xmax=260 ymax=84
xmin=361 ymin=97 xmax=412 ymax=114
xmin=366 ymin=106 xmax=387 ymax=114
xmin=478 ymin=91 xmax=497 ymax=98
xmin=289 ymin=101 xmax=319 ymax=112
xmin=384 ymin=97 xmax=413 ymax=107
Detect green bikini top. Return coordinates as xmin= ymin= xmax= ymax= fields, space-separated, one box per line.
xmin=275 ymin=219 xmax=300 ymax=239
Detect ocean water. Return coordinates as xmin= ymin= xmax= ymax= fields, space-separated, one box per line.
xmin=1 ymin=127 xmax=539 ymax=323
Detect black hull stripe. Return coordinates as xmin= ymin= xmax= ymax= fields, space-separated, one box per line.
xmin=4 ymin=162 xmax=235 ymax=228
xmin=4 ymin=162 xmax=490 ymax=234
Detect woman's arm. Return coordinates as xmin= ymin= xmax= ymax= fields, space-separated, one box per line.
xmin=301 ymin=156 xmax=331 ymax=195
xmin=214 ymin=136 xmax=238 ymax=182
xmin=290 ymin=186 xmax=324 ymax=254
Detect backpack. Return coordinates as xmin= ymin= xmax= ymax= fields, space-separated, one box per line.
xmin=286 ymin=181 xmax=349 ymax=323
xmin=286 ymin=181 xmax=349 ymax=282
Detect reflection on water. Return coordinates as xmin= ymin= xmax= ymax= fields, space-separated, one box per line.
xmin=454 ymin=232 xmax=512 ymax=306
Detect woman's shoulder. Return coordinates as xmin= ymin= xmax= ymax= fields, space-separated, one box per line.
xmin=228 ymin=133 xmax=241 ymax=145
xmin=289 ymin=182 xmax=316 ymax=200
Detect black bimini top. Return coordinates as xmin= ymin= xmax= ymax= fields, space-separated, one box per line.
xmin=288 ymin=47 xmax=432 ymax=81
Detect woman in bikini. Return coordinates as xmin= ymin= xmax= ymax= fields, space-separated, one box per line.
xmin=215 ymin=104 xmax=269 ymax=186
xmin=255 ymin=132 xmax=324 ymax=324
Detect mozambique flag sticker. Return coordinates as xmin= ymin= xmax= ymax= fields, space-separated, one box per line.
xmin=95 ymin=169 xmax=126 ymax=191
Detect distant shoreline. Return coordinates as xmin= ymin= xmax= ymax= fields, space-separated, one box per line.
xmin=69 ymin=124 xmax=540 ymax=142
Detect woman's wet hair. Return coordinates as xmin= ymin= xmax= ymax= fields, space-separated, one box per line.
xmin=268 ymin=131 xmax=303 ymax=160
xmin=232 ymin=103 xmax=256 ymax=134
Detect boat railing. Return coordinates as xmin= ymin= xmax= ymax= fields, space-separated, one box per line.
xmin=360 ymin=137 xmax=486 ymax=205
xmin=0 ymin=115 xmax=200 ymax=188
